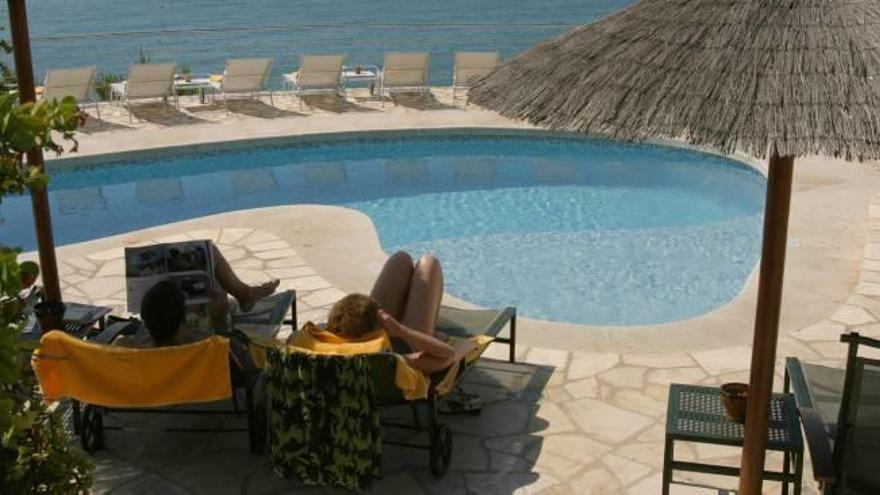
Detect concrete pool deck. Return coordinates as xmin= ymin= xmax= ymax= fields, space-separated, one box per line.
xmin=20 ymin=88 xmax=880 ymax=493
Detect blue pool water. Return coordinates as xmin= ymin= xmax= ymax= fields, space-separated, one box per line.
xmin=0 ymin=0 xmax=633 ymax=87
xmin=0 ymin=132 xmax=765 ymax=325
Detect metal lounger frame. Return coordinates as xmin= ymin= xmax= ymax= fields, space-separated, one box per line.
xmin=368 ymin=305 xmax=517 ymax=477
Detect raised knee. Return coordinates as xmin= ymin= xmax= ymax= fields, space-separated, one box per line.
xmin=416 ymin=254 xmax=442 ymax=277
xmin=388 ymin=251 xmax=414 ymax=267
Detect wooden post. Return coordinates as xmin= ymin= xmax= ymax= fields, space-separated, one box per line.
xmin=738 ymin=152 xmax=795 ymax=494
xmin=7 ymin=0 xmax=62 ymax=302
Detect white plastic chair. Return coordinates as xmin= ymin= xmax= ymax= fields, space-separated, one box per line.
xmin=42 ymin=66 xmax=101 ymax=118
xmin=115 ymin=63 xmax=177 ymax=122
xmin=379 ymin=52 xmax=430 ymax=107
xmin=283 ymin=54 xmax=345 ymax=109
xmin=212 ymin=58 xmax=274 ymax=113
xmin=452 ymin=51 xmax=500 ymax=105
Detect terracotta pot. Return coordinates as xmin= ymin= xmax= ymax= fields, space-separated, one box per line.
xmin=720 ymin=382 xmax=749 ymax=424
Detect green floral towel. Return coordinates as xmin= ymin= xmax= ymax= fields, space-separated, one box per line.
xmin=266 ymin=348 xmax=382 ymax=491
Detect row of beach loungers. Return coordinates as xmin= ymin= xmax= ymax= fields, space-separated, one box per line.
xmin=38 ymin=51 xmax=501 ymax=121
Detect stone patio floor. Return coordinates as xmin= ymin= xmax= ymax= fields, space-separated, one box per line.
xmin=36 ymin=196 xmax=880 ymax=494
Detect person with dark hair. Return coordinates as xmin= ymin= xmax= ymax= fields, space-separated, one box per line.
xmin=140 ymin=280 xmax=187 ymax=346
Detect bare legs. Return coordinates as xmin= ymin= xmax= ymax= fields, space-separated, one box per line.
xmin=371 ymin=251 xmax=452 ymax=373
xmin=370 ymin=251 xmax=444 ymax=336
xmin=212 ymin=245 xmax=279 ymax=312
xmin=370 ymin=251 xmax=414 ymax=323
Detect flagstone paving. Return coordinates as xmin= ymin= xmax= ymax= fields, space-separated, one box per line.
xmin=39 ymin=193 xmax=880 ymax=494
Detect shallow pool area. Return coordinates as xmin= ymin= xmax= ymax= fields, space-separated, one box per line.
xmin=2 ymin=131 xmax=765 ymax=325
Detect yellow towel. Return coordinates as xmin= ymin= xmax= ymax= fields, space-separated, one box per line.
xmin=288 ymin=322 xmax=428 ymax=400
xmin=32 ymin=331 xmax=232 ymax=408
xmin=210 ymin=74 xmax=224 ymax=84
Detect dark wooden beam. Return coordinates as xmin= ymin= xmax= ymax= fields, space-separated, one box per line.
xmin=738 ymin=151 xmax=795 ymax=494
xmin=7 ymin=0 xmax=62 ymax=302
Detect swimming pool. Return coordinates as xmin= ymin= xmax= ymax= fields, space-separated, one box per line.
xmin=0 ymin=131 xmax=765 ymax=325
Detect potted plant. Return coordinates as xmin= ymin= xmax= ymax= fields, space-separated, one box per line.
xmin=0 ymin=90 xmax=93 ymax=491
xmin=180 ymin=64 xmax=192 ymax=83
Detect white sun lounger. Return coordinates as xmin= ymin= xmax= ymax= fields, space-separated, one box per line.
xmin=452 ymin=51 xmax=500 ymax=105
xmin=378 ymin=52 xmax=430 ymax=107
xmin=41 ymin=66 xmax=101 ymax=118
xmin=212 ymin=58 xmax=274 ymax=113
xmin=112 ymin=63 xmax=177 ymax=122
xmin=283 ymin=54 xmax=346 ymax=109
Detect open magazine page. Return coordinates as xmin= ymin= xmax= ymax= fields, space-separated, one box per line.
xmin=164 ymin=241 xmax=214 ymax=306
xmin=125 ymin=245 xmax=168 ymax=313
xmin=125 ymin=240 xmax=216 ymax=314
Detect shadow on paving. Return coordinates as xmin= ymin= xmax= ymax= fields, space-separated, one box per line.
xmin=382 ymin=91 xmax=459 ymax=110
xmin=298 ymin=94 xmax=380 ymax=114
xmin=85 ymin=359 xmax=555 ymax=494
xmin=127 ymin=103 xmax=208 ymax=126
xmin=77 ymin=116 xmax=133 ymax=134
xmin=203 ymin=99 xmax=305 ymax=119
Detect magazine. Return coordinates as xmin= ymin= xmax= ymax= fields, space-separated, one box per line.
xmin=125 ymin=240 xmax=215 ymax=314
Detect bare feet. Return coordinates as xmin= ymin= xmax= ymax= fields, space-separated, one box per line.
xmin=237 ymin=279 xmax=280 ymax=312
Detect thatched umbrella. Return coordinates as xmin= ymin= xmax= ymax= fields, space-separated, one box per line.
xmin=469 ymin=0 xmax=880 ymax=493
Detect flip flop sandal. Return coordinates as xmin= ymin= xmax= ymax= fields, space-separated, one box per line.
xmin=439 ymin=388 xmax=483 ymax=415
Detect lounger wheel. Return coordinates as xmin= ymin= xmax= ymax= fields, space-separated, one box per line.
xmin=80 ymin=405 xmax=104 ymax=453
xmin=429 ymin=423 xmax=453 ymax=477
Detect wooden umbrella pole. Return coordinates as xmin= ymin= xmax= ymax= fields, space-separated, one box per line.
xmin=738 ymin=151 xmax=794 ymax=494
xmin=7 ymin=0 xmax=62 ymax=302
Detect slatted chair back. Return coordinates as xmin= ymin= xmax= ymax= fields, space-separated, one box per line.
xmin=43 ymin=66 xmax=96 ymax=102
xmin=222 ymin=58 xmax=272 ymax=92
xmin=382 ymin=52 xmax=429 ymax=88
xmin=297 ymin=54 xmax=345 ymax=88
xmin=126 ymin=63 xmax=175 ymax=99
xmin=453 ymin=51 xmax=500 ymax=86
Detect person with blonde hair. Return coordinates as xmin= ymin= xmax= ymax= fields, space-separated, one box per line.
xmin=295 ymin=251 xmax=474 ymax=373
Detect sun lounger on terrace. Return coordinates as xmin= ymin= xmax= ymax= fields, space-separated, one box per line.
xmin=378 ymin=52 xmax=430 ymax=107
xmin=283 ymin=54 xmax=345 ymax=109
xmin=212 ymin=57 xmax=274 ymax=113
xmin=785 ymin=332 xmax=880 ymax=494
xmin=41 ymin=66 xmax=101 ymax=118
xmin=267 ymin=304 xmax=516 ymax=478
xmin=33 ymin=328 xmax=269 ymax=453
xmin=452 ymin=51 xmax=500 ymax=105
xmin=112 ymin=63 xmax=177 ymax=122
xmin=32 ymin=290 xmax=297 ymax=455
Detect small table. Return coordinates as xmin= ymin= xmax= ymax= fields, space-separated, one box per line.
xmin=173 ymin=76 xmax=214 ymax=104
xmin=20 ymin=300 xmax=113 ymax=342
xmin=341 ymin=65 xmax=380 ymax=96
xmin=109 ymin=76 xmax=215 ymax=105
xmin=663 ymin=384 xmax=804 ymax=495
xmin=19 ymin=299 xmax=114 ymax=434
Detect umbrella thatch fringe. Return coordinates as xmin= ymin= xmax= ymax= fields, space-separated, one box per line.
xmin=469 ymin=0 xmax=880 ymax=161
